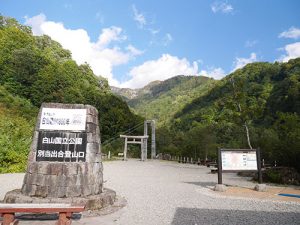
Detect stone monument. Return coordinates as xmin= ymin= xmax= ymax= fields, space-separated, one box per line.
xmin=4 ymin=103 xmax=115 ymax=210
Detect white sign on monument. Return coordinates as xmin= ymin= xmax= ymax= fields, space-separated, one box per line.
xmin=221 ymin=150 xmax=257 ymax=171
xmin=39 ymin=108 xmax=87 ymax=131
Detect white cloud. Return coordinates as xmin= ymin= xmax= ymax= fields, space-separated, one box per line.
xmin=200 ymin=67 xmax=226 ymax=80
xmin=232 ymin=53 xmax=257 ymax=71
xmin=211 ymin=1 xmax=234 ymax=14
xmin=245 ymin=40 xmax=258 ymax=48
xmin=149 ymin=28 xmax=160 ymax=35
xmin=132 ymin=4 xmax=146 ymax=28
xmin=24 ymin=14 xmax=46 ymax=35
xmin=162 ymin=33 xmax=173 ymax=46
xmin=25 ymin=13 xmax=143 ymax=87
xmin=96 ymin=26 xmax=126 ymax=48
xmin=126 ymin=45 xmax=144 ymax=56
xmin=95 ymin=11 xmax=104 ymax=24
xmin=278 ymin=42 xmax=300 ymax=62
xmin=279 ymin=27 xmax=300 ymax=39
xmin=121 ymin=54 xmax=198 ymax=88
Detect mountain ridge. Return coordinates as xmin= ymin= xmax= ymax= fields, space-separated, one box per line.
xmin=111 ymin=75 xmax=215 ymax=127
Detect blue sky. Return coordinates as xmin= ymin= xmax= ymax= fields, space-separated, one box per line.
xmin=2 ymin=0 xmax=300 ymax=88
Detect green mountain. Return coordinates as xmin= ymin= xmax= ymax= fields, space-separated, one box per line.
xmin=0 ymin=15 xmax=143 ymax=172
xmin=112 ymin=75 xmax=216 ymax=127
xmin=164 ymin=59 xmax=300 ymax=172
xmin=113 ymin=59 xmax=300 ymax=173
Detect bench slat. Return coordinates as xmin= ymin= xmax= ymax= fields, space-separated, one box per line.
xmin=0 ymin=203 xmax=84 ymax=213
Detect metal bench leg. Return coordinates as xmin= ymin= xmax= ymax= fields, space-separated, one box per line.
xmin=2 ymin=213 xmax=18 ymax=225
xmin=57 ymin=212 xmax=72 ymax=225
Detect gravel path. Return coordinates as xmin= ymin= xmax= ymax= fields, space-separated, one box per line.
xmin=1 ymin=160 xmax=300 ymax=225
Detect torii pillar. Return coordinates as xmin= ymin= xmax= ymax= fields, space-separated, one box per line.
xmin=144 ymin=120 xmax=156 ymax=159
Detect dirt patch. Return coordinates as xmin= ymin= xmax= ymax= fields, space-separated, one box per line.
xmin=218 ymin=186 xmax=300 ymax=203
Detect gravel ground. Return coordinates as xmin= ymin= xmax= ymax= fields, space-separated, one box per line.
xmin=1 ymin=159 xmax=300 ymax=225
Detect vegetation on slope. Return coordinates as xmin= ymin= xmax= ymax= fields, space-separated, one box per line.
xmin=124 ymin=75 xmax=216 ymax=127
xmin=157 ymin=60 xmax=300 ymax=172
xmin=0 ymin=15 xmax=143 ymax=172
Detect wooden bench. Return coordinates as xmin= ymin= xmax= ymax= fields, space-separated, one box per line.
xmin=0 ymin=203 xmax=85 ymax=225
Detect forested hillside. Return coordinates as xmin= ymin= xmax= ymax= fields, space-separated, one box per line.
xmin=0 ymin=16 xmax=143 ymax=172
xmin=113 ymin=75 xmax=215 ymax=127
xmin=156 ymin=59 xmax=300 ymax=172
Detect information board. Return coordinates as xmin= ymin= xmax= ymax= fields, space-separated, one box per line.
xmin=221 ymin=150 xmax=257 ymax=171
xmin=39 ymin=108 xmax=87 ymax=131
xmin=36 ymin=131 xmax=87 ymax=162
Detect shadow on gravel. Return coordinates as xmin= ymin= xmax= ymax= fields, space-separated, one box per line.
xmin=171 ymin=208 xmax=300 ymax=225
xmin=15 ymin=213 xmax=81 ymax=221
xmin=184 ymin=181 xmax=216 ymax=188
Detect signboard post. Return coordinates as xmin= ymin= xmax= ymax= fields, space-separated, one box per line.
xmin=217 ymin=148 xmax=263 ymax=185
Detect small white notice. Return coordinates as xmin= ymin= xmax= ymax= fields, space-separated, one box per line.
xmin=221 ymin=150 xmax=257 ymax=171
xmin=40 ymin=108 xmax=87 ymax=131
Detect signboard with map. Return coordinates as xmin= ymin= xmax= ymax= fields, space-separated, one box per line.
xmin=221 ymin=150 xmax=257 ymax=171
xmin=217 ymin=148 xmax=262 ymax=185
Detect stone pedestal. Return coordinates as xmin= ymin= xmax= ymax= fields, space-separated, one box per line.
xmin=4 ymin=103 xmax=115 ymax=210
xmin=214 ymin=184 xmax=227 ymax=192
xmin=254 ymin=184 xmax=267 ymax=192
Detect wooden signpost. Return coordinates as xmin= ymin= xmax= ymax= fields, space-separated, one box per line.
xmin=217 ymin=148 xmax=263 ymax=185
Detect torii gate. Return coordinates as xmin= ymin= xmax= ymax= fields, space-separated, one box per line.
xmin=120 ymin=120 xmax=156 ymax=161
xmin=120 ymin=135 xmax=148 ymax=161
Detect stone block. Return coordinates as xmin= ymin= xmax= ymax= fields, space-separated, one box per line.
xmin=35 ymin=185 xmax=48 ymax=197
xmin=254 ymin=184 xmax=267 ymax=192
xmin=62 ymin=163 xmax=79 ymax=176
xmin=77 ymin=162 xmax=89 ymax=176
xmin=57 ymin=186 xmax=67 ymax=198
xmin=92 ymin=162 xmax=101 ymax=174
xmin=28 ymin=184 xmax=38 ymax=197
xmin=35 ymin=173 xmax=46 ymax=185
xmin=27 ymin=162 xmax=38 ymax=174
xmin=86 ymin=153 xmax=100 ymax=163
xmin=46 ymin=175 xmax=58 ymax=188
xmin=37 ymin=163 xmax=51 ymax=174
xmin=56 ymin=174 xmax=67 ymax=187
xmin=25 ymin=173 xmax=37 ymax=185
xmin=50 ymin=163 xmax=63 ymax=175
xmin=214 ymin=184 xmax=227 ymax=192
xmin=76 ymin=174 xmax=83 ymax=186
xmin=66 ymin=185 xmax=82 ymax=197
xmin=86 ymin=143 xmax=100 ymax=154
xmin=96 ymin=133 xmax=101 ymax=143
xmin=86 ymin=133 xmax=100 ymax=143
xmin=21 ymin=183 xmax=30 ymax=195
xmin=86 ymin=115 xmax=97 ymax=124
xmin=82 ymin=185 xmax=92 ymax=196
xmin=66 ymin=174 xmax=77 ymax=186
xmin=28 ymin=151 xmax=36 ymax=162
xmin=87 ymin=106 xmax=98 ymax=116
xmin=87 ymin=173 xmax=95 ymax=185
xmin=87 ymin=153 xmax=101 ymax=163
xmin=70 ymin=104 xmax=84 ymax=109
xmin=87 ymin=133 xmax=94 ymax=143
xmin=86 ymin=123 xmax=97 ymax=133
